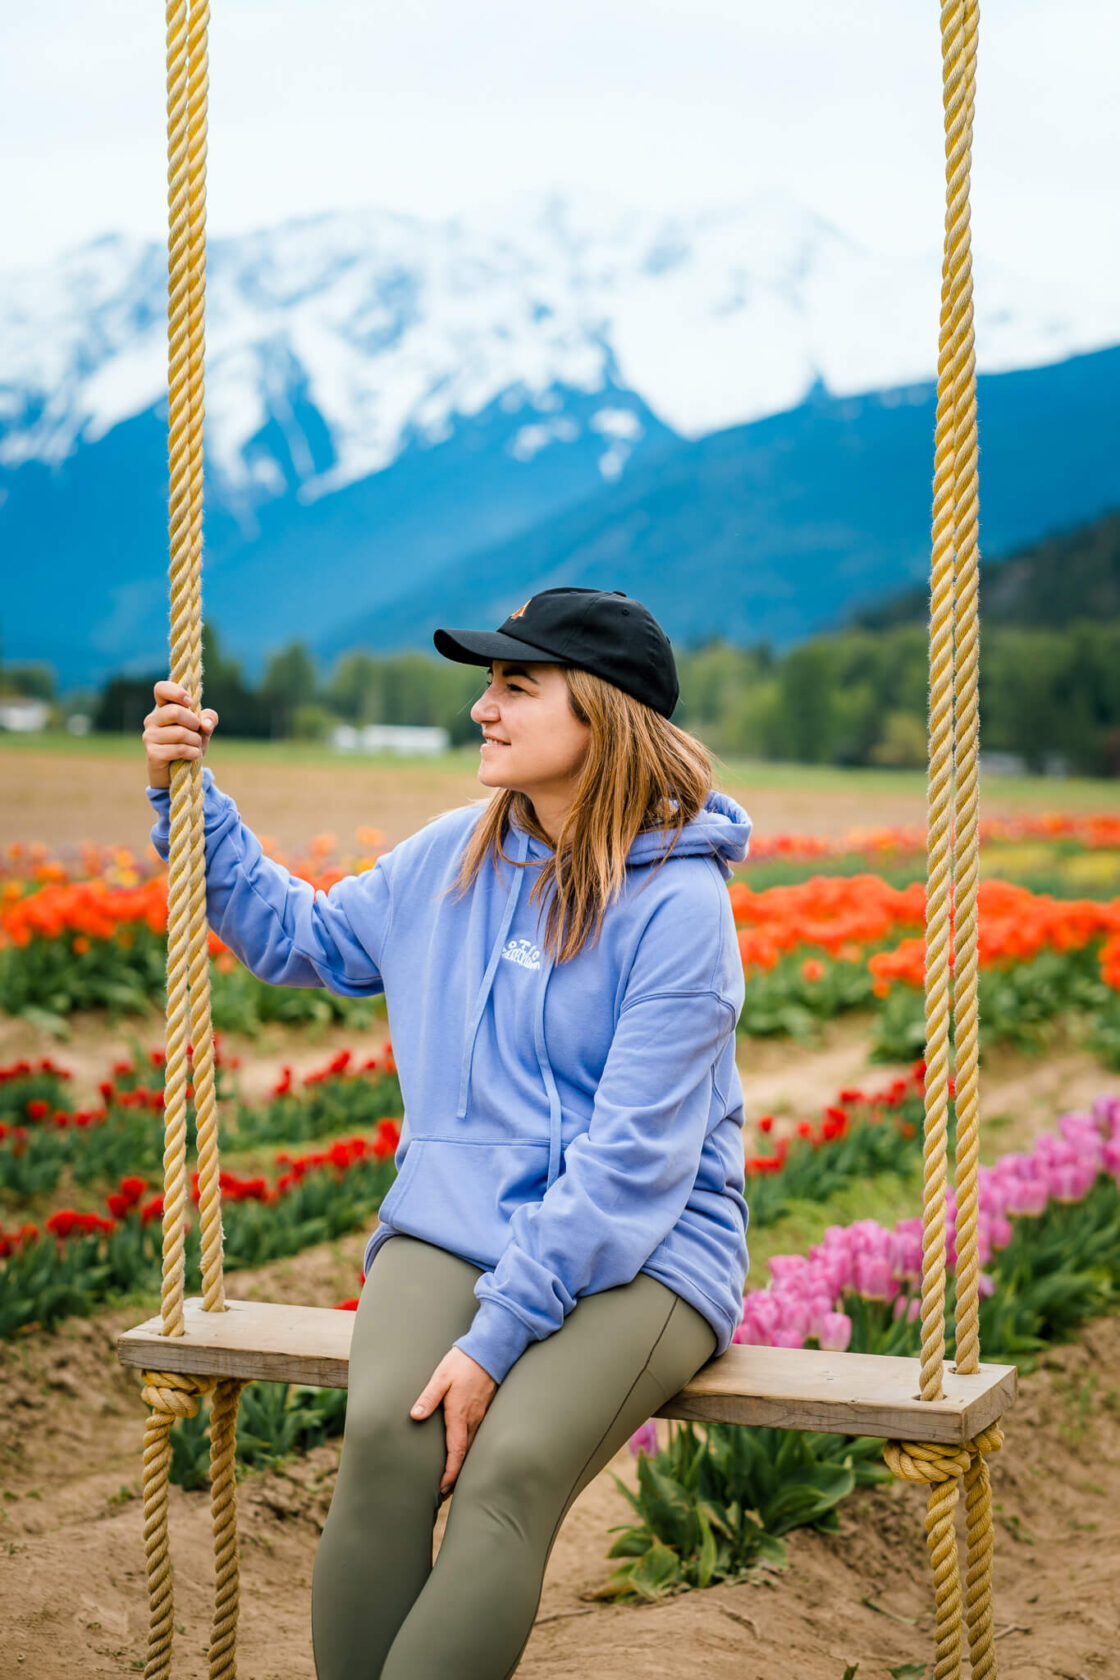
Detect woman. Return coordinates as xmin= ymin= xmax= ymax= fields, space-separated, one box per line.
xmin=141 ymin=585 xmax=753 ymax=1680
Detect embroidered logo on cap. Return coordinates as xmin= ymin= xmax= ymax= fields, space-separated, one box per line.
xmin=508 ymin=598 xmax=532 ymax=621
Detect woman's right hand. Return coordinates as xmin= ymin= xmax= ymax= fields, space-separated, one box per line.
xmin=143 ymin=679 xmax=219 ymax=789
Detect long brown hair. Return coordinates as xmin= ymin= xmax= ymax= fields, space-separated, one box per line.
xmin=444 ymin=665 xmax=715 ymax=965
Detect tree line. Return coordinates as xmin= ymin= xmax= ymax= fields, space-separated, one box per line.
xmin=83 ymin=614 xmax=1120 ymax=778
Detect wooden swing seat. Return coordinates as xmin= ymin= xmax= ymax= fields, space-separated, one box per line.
xmin=117 ymin=1296 xmax=1017 ymax=1446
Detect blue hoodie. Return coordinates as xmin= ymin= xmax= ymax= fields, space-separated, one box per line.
xmin=145 ymin=767 xmax=753 ymax=1385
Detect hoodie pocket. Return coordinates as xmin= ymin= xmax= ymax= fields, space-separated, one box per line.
xmin=385 ymin=1136 xmax=551 ymax=1268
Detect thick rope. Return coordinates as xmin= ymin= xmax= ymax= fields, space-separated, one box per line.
xmin=141 ymin=1369 xmax=217 ymax=1680
xmin=884 ymin=5 xmax=1003 ymax=1678
xmin=949 ymin=0 xmax=982 ymax=1381
xmin=208 ymin=1379 xmax=246 ymax=1679
xmin=183 ymin=0 xmax=227 ymax=1320
xmin=159 ymin=0 xmax=192 ymax=1347
xmin=140 ymin=4 xmax=243 ymax=1677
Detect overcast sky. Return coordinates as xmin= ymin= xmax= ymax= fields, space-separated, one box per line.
xmin=2 ymin=0 xmax=1116 ymax=299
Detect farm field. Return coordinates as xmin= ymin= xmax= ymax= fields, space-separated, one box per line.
xmin=2 ymin=740 xmax=1119 ymax=1678
xmin=3 ymin=731 xmax=1118 ymax=852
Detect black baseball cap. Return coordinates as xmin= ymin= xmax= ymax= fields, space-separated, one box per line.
xmin=433 ymin=587 xmax=679 ymax=719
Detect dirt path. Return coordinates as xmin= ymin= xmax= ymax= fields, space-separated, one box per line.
xmin=2 ymin=1234 xmax=1118 ymax=1680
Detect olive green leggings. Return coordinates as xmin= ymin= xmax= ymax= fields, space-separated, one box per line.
xmin=310 ymin=1233 xmax=718 ymax=1680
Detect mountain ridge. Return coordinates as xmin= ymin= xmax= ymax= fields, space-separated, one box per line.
xmin=3 ymin=190 xmax=1119 ymax=688
xmin=334 ymin=344 xmax=1120 ymax=660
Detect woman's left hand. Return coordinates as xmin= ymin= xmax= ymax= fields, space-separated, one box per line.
xmin=411 ymin=1347 xmax=498 ymax=1499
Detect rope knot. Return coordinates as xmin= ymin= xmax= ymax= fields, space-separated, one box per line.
xmin=140 ymin=1367 xmax=217 ymax=1419
xmin=968 ymin=1421 xmax=1004 ymax=1458
xmin=884 ymin=1420 xmax=1004 ymax=1487
xmin=883 ymin=1437 xmax=972 ymax=1485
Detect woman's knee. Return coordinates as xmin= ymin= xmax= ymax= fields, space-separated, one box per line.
xmin=338 ymin=1383 xmax=436 ymax=1488
xmin=453 ymin=1414 xmax=557 ymax=1516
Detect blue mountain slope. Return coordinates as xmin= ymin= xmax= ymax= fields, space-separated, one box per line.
xmin=347 ymin=345 xmax=1120 ymax=656
xmin=1 ymin=385 xmax=674 ymax=690
xmin=4 ymin=346 xmax=1117 ymax=691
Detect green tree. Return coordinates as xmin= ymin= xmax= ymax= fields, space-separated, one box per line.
xmin=260 ymin=640 xmax=319 ymax=738
xmin=0 ymin=663 xmax=55 ymax=701
xmin=870 ymin=710 xmax=928 ymax=768
xmin=93 ymin=619 xmax=272 ymax=738
xmin=325 ymin=650 xmax=483 ymax=745
xmin=774 ymin=642 xmax=840 ymax=763
xmin=325 ymin=651 xmax=384 ymax=726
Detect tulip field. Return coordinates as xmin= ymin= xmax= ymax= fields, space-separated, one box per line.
xmin=3 ymin=758 xmax=1120 ymax=1680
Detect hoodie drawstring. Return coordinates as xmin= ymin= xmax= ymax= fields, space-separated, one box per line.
xmin=455 ymin=822 xmax=531 ymax=1120
xmin=532 ymin=947 xmax=564 ymax=1189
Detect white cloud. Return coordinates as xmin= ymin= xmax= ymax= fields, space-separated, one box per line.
xmin=1 ymin=0 xmax=1116 ymax=309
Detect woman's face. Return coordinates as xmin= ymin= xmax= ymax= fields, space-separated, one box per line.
xmin=469 ymin=660 xmax=591 ymax=806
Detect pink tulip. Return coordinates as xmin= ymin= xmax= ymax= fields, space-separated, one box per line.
xmin=1004 ymin=1176 xmax=1049 ymax=1216
xmin=1050 ymin=1163 xmax=1088 ymax=1203
xmin=747 ymin=1294 xmax=784 ymax=1336
xmin=628 ymin=1419 xmax=659 ymax=1458
xmin=890 ymin=1226 xmax=923 ymax=1281
xmin=854 ymin=1253 xmax=895 ymax=1301
xmin=781 ymin=1299 xmax=814 ymax=1339
xmin=1102 ymin=1136 xmax=1120 ymax=1182
xmin=736 ymin=1320 xmax=773 ymax=1346
xmin=817 ymin=1312 xmax=852 ymax=1352
xmin=1091 ymin=1095 xmax=1120 ymax=1130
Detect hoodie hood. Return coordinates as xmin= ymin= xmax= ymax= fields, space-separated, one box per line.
xmin=626 ymin=788 xmax=753 ymax=879
xmin=510 ymin=788 xmax=753 ymax=880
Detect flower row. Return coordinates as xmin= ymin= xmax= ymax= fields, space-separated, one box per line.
xmin=0 ymin=1059 xmax=930 ymax=1337
xmin=0 ymin=1119 xmax=401 ymax=1337
xmin=730 ymin=1091 xmax=1120 ymax=1354
xmin=6 ymin=810 xmax=1120 ymax=893
xmin=0 ymin=1040 xmax=402 ymax=1199
xmin=9 ymin=864 xmax=1117 ymax=970
xmin=4 ymin=866 xmax=1118 ymax=1052
xmin=730 ymin=873 xmax=1120 ymax=974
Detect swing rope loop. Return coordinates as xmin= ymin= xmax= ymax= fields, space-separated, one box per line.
xmin=141 ymin=4 xmax=244 ymax=1677
xmin=883 ymin=6 xmax=1002 ymax=1679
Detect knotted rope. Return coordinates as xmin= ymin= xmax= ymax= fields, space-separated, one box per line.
xmin=883 ymin=4 xmax=1004 ymax=1676
xmin=139 ymin=4 xmax=246 ymax=1677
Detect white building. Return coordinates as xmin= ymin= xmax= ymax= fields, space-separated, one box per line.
xmin=0 ymin=697 xmax=50 ymax=732
xmin=330 ymin=722 xmax=451 ymax=757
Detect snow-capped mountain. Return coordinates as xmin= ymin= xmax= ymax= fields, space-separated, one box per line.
xmin=3 ymin=189 xmax=1117 ymax=506
xmin=2 ymin=189 xmax=1119 ymax=692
